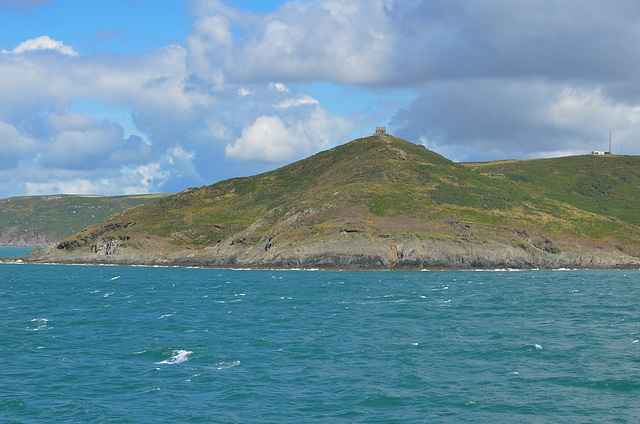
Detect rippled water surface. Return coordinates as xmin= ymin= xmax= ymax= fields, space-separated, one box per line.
xmin=2 ymin=259 xmax=640 ymax=423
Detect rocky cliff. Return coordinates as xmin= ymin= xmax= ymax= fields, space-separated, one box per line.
xmin=0 ymin=228 xmax=54 ymax=247
xmin=20 ymin=230 xmax=639 ymax=269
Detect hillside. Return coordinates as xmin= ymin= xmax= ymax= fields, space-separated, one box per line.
xmin=0 ymin=194 xmax=169 ymax=246
xmin=464 ymin=155 xmax=640 ymax=226
xmin=19 ymin=134 xmax=640 ymax=269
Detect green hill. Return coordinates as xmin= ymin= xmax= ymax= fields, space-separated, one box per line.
xmin=0 ymin=194 xmax=169 ymax=246
xmin=464 ymin=155 xmax=640 ymax=226
xmin=20 ymin=134 xmax=640 ymax=269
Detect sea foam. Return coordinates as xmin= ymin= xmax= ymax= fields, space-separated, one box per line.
xmin=157 ymin=349 xmax=193 ymax=364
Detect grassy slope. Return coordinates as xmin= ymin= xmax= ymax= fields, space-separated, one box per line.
xmin=464 ymin=155 xmax=640 ymax=227
xmin=60 ymin=135 xmax=640 ymax=254
xmin=0 ymin=194 xmax=168 ymax=243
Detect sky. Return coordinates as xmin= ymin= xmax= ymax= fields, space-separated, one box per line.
xmin=1 ymin=0 xmax=639 ymax=197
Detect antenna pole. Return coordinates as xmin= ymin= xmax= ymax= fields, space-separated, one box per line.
xmin=609 ymin=131 xmax=612 ymax=154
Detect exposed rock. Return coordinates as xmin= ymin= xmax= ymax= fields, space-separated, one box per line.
xmin=18 ymin=230 xmax=640 ymax=270
xmin=0 ymin=228 xmax=54 ymax=247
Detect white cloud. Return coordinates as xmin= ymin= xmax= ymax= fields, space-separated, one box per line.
xmin=187 ymin=0 xmax=396 ymax=84
xmin=225 ymin=107 xmax=352 ymax=162
xmin=5 ymin=0 xmax=640 ymax=198
xmin=10 ymin=35 xmax=78 ymax=56
xmin=0 ymin=121 xmax=39 ymax=169
xmin=47 ymin=112 xmax=96 ymax=132
xmin=128 ymin=163 xmax=169 ymax=188
xmin=225 ymin=116 xmax=297 ymax=162
xmin=26 ymin=179 xmax=98 ymax=196
xmin=166 ymin=145 xmax=198 ymax=177
xmin=395 ymin=80 xmax=640 ymax=161
xmin=40 ymin=120 xmax=123 ymax=169
xmin=276 ymin=94 xmax=319 ymax=109
xmin=270 ymin=82 xmax=289 ymax=92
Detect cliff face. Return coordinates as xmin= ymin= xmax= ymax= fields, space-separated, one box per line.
xmin=22 ymin=229 xmax=639 ymax=269
xmin=14 ymin=134 xmax=640 ymax=269
xmin=0 ymin=228 xmax=54 ymax=247
xmin=0 ymin=194 xmax=168 ymax=247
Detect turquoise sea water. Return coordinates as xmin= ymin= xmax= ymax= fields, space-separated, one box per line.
xmin=0 ymin=246 xmax=33 ymax=259
xmin=2 ymin=251 xmax=640 ymax=422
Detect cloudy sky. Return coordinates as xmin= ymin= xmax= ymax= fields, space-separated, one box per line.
xmin=1 ymin=0 xmax=639 ymax=197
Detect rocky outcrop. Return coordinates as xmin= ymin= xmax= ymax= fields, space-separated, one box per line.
xmin=18 ymin=230 xmax=640 ymax=270
xmin=0 ymin=228 xmax=55 ymax=247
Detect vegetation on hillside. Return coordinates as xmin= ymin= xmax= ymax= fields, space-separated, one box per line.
xmin=0 ymin=194 xmax=168 ymax=244
xmin=57 ymin=135 xmax=640 ymax=256
xmin=464 ymin=155 xmax=640 ymax=227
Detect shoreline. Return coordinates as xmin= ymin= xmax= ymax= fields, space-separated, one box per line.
xmin=2 ymin=257 xmax=638 ymax=272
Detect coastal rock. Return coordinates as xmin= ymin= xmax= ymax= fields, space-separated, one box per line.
xmin=0 ymin=228 xmax=54 ymax=247
xmin=20 ymin=230 xmax=640 ymax=270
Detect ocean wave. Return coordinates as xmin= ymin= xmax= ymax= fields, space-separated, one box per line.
xmin=27 ymin=318 xmax=50 ymax=331
xmin=157 ymin=349 xmax=192 ymax=364
xmin=213 ymin=360 xmax=240 ymax=370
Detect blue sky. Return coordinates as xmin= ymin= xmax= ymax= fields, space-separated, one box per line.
xmin=1 ymin=0 xmax=640 ymax=197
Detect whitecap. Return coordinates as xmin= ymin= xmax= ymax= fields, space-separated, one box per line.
xmin=157 ymin=349 xmax=193 ymax=364
xmin=214 ymin=360 xmax=240 ymax=370
xmin=110 ymin=276 xmax=121 ymax=281
xmin=186 ymin=373 xmax=201 ymax=382
xmin=28 ymin=318 xmax=49 ymax=331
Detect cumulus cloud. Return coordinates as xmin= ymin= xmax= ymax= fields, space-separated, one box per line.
xmin=47 ymin=112 xmax=96 ymax=132
xmin=123 ymin=163 xmax=169 ymax=191
xmin=40 ymin=120 xmax=125 ymax=169
xmin=187 ymin=0 xmax=640 ymax=148
xmin=187 ymin=0 xmax=396 ymax=84
xmin=166 ymin=145 xmax=199 ymax=178
xmin=0 ymin=121 xmax=39 ymax=169
xmin=9 ymin=35 xmax=78 ymax=56
xmin=392 ymin=81 xmax=640 ymax=161
xmin=226 ymin=116 xmax=301 ymax=162
xmin=226 ymin=107 xmax=352 ymax=162
xmin=4 ymin=0 xmax=640 ymax=197
xmin=276 ymin=95 xmax=319 ymax=109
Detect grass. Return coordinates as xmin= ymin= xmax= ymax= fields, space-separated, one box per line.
xmin=463 ymin=154 xmax=640 ymax=226
xmin=0 ymin=194 xmax=170 ymax=243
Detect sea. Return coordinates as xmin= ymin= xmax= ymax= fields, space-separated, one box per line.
xmin=1 ymin=246 xmax=640 ymax=423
